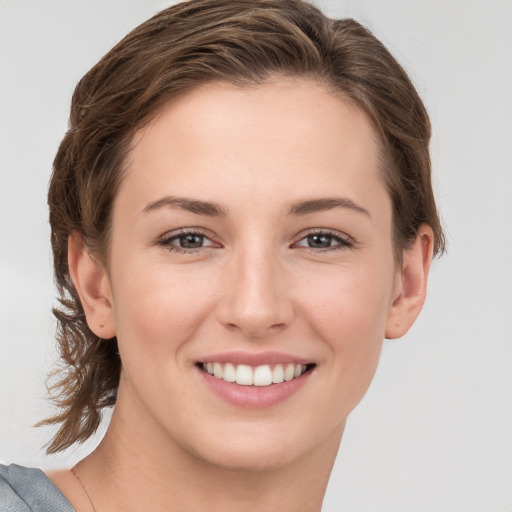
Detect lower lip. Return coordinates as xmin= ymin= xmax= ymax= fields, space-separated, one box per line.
xmin=197 ymin=366 xmax=313 ymax=408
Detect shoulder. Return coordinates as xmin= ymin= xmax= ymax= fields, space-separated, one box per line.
xmin=0 ymin=463 xmax=75 ymax=512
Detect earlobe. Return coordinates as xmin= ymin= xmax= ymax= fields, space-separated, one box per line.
xmin=385 ymin=225 xmax=434 ymax=339
xmin=68 ymin=233 xmax=116 ymax=339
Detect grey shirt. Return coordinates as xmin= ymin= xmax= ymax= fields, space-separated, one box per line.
xmin=0 ymin=464 xmax=74 ymax=512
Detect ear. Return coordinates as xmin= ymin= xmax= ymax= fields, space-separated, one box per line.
xmin=385 ymin=224 xmax=434 ymax=339
xmin=68 ymin=232 xmax=116 ymax=339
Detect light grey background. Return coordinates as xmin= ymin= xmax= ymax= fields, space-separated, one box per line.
xmin=1 ymin=1 xmax=511 ymax=511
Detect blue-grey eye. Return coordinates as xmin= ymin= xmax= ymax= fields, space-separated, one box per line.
xmin=294 ymin=231 xmax=352 ymax=250
xmin=306 ymin=234 xmax=334 ymax=248
xmin=159 ymin=230 xmax=217 ymax=253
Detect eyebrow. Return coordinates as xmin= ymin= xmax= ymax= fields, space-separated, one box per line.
xmin=288 ymin=197 xmax=371 ymax=217
xmin=142 ymin=196 xmax=227 ymax=217
xmin=142 ymin=195 xmax=370 ymax=218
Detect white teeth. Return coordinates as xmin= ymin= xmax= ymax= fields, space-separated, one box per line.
xmin=202 ymin=362 xmax=309 ymax=386
xmin=213 ymin=362 xmax=223 ymax=379
xmin=253 ymin=365 xmax=273 ymax=386
xmin=236 ymin=364 xmax=253 ymax=385
xmin=294 ymin=365 xmax=306 ymax=378
xmin=284 ymin=363 xmax=295 ymax=381
xmin=272 ymin=364 xmax=284 ymax=384
xmin=223 ymin=362 xmax=236 ymax=383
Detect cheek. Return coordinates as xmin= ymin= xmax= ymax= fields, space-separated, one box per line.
xmin=110 ymin=260 xmax=215 ymax=367
xmin=296 ymin=259 xmax=393 ymax=403
xmin=299 ymin=256 xmax=394 ymax=340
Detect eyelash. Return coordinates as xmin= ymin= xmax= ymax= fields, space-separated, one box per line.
xmin=157 ymin=228 xmax=353 ymax=255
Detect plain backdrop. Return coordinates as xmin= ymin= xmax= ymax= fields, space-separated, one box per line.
xmin=1 ymin=1 xmax=511 ymax=511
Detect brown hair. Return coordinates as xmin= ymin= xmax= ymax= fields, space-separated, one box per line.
xmin=42 ymin=0 xmax=445 ymax=453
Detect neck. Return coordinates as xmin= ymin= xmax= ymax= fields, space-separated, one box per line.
xmin=75 ymin=384 xmax=344 ymax=512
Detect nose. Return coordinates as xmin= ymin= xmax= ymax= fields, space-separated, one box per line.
xmin=215 ymin=246 xmax=294 ymax=339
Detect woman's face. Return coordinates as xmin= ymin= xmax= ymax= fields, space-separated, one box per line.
xmin=104 ymin=79 xmax=401 ymax=469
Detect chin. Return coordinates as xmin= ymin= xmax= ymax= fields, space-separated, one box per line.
xmin=191 ymin=438 xmax=303 ymax=472
xmin=179 ymin=418 xmax=343 ymax=473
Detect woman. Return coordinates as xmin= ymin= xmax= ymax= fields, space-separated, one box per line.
xmin=0 ymin=0 xmax=444 ymax=510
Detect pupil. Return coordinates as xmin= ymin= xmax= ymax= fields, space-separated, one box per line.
xmin=181 ymin=234 xmax=203 ymax=248
xmin=308 ymin=234 xmax=331 ymax=248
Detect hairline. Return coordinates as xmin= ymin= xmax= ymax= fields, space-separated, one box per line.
xmin=91 ymin=75 xmax=404 ymax=277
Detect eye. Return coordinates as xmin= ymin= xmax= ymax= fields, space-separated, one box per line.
xmin=158 ymin=229 xmax=218 ymax=253
xmin=293 ymin=230 xmax=352 ymax=251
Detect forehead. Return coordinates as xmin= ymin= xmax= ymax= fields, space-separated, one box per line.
xmin=119 ymin=79 xmax=386 ymax=218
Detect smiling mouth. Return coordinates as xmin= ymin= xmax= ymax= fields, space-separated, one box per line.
xmin=198 ymin=362 xmax=315 ymax=387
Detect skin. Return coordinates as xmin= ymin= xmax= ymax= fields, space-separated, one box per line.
xmin=47 ymin=78 xmax=433 ymax=512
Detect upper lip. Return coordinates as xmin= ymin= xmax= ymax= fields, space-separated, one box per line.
xmin=198 ymin=351 xmax=313 ymax=366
